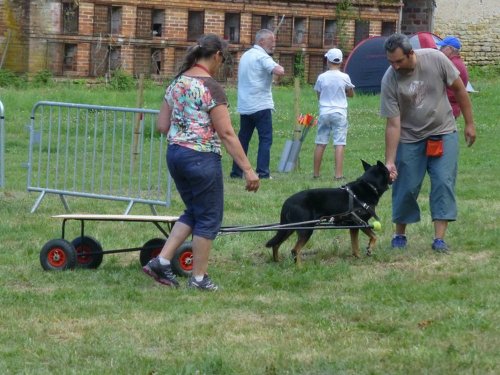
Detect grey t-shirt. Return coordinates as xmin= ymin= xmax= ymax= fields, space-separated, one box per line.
xmin=380 ymin=48 xmax=459 ymax=143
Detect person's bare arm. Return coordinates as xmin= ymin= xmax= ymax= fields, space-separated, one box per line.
xmin=157 ymin=100 xmax=172 ymax=135
xmin=272 ymin=64 xmax=285 ymax=76
xmin=385 ymin=116 xmax=401 ymax=182
xmin=210 ymin=105 xmax=260 ymax=192
xmin=449 ymin=77 xmax=476 ymax=146
xmin=346 ymin=87 xmax=354 ymax=98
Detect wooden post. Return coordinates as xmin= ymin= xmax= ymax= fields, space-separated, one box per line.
xmin=293 ymin=77 xmax=301 ymax=140
xmin=292 ymin=77 xmax=302 ymax=170
xmin=132 ymin=74 xmax=144 ymax=169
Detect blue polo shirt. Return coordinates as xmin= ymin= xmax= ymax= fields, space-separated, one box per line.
xmin=237 ymin=45 xmax=278 ymax=115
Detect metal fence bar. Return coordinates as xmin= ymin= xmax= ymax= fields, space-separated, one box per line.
xmin=27 ymin=101 xmax=172 ymax=214
xmin=0 ymin=100 xmax=4 ymax=187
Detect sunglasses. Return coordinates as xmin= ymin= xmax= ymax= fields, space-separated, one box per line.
xmin=218 ymin=51 xmax=226 ymax=63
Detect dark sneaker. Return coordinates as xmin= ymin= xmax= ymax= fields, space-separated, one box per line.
xmin=188 ymin=274 xmax=219 ymax=291
xmin=391 ymin=234 xmax=407 ymax=249
xmin=432 ymin=238 xmax=449 ymax=253
xmin=142 ymin=257 xmax=179 ymax=287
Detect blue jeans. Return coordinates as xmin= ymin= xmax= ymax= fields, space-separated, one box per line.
xmin=167 ymin=145 xmax=223 ymax=240
xmin=392 ymin=132 xmax=458 ymax=224
xmin=231 ymin=109 xmax=273 ymax=178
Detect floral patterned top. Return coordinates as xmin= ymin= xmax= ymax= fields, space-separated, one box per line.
xmin=165 ymin=75 xmax=227 ymax=154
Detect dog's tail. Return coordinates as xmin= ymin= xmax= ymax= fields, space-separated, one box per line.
xmin=265 ymin=230 xmax=292 ymax=248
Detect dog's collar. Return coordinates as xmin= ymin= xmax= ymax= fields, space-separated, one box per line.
xmin=364 ymin=181 xmax=379 ymax=196
xmin=342 ymin=185 xmax=380 ymax=221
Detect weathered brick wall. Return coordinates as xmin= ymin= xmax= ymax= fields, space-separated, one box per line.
xmin=204 ymin=10 xmax=224 ymax=36
xmin=165 ymin=8 xmax=188 ymax=41
xmin=136 ymin=8 xmax=152 ymax=39
xmin=239 ymin=12 xmax=253 ymax=46
xmin=79 ymin=3 xmax=94 ymax=36
xmin=308 ymin=54 xmax=325 ymax=83
xmin=76 ymin=42 xmax=90 ymax=76
xmin=121 ymin=5 xmax=136 ymax=38
xmin=93 ymin=4 xmax=109 ymax=36
xmin=400 ymin=0 xmax=433 ymax=35
xmin=134 ymin=46 xmax=150 ymax=76
xmin=1 ymin=0 xmax=402 ymax=80
xmin=0 ymin=0 xmax=29 ymax=73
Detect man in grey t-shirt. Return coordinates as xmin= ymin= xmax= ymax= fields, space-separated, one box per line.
xmin=380 ymin=33 xmax=476 ymax=253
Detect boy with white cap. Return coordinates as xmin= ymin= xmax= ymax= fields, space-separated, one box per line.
xmin=313 ymin=48 xmax=355 ymax=180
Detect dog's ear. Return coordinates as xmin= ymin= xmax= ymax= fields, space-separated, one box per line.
xmin=361 ymin=159 xmax=371 ymax=171
xmin=377 ymin=160 xmax=387 ymax=170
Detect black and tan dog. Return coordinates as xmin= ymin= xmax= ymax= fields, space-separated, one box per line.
xmin=266 ymin=160 xmax=391 ymax=264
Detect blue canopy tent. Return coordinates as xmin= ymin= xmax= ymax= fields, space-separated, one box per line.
xmin=344 ymin=33 xmax=476 ymax=94
xmin=344 ymin=36 xmax=389 ymax=94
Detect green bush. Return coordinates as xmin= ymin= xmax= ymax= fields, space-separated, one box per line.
xmin=108 ymin=68 xmax=135 ymax=90
xmin=0 ymin=69 xmax=27 ymax=88
xmin=31 ymin=69 xmax=54 ymax=87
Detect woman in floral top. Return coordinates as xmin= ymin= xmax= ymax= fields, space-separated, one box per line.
xmin=142 ymin=34 xmax=260 ymax=291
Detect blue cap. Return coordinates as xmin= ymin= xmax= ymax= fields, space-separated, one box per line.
xmin=436 ymin=36 xmax=461 ymax=50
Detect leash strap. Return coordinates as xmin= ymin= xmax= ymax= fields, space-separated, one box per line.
xmin=342 ymin=185 xmax=380 ymax=221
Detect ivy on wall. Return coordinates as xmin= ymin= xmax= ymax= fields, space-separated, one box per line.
xmin=335 ymin=0 xmax=355 ymax=50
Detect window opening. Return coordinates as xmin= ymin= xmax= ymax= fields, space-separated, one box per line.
xmin=151 ymin=49 xmax=162 ymax=74
xmin=63 ymin=44 xmax=77 ymax=71
xmin=62 ymin=2 xmax=79 ymax=34
xmin=224 ymin=13 xmax=240 ymax=43
xmin=261 ymin=15 xmax=274 ymax=31
xmin=188 ymin=11 xmax=204 ymax=41
xmin=110 ymin=6 xmax=122 ymax=34
xmin=324 ymin=20 xmax=337 ymax=46
xmin=152 ymin=10 xmax=164 ymax=37
xmin=354 ymin=20 xmax=370 ymax=46
xmin=294 ymin=18 xmax=306 ymax=44
xmin=381 ymin=21 xmax=396 ymax=36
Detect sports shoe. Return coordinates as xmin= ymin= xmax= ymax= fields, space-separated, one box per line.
xmin=142 ymin=257 xmax=179 ymax=287
xmin=432 ymin=238 xmax=449 ymax=253
xmin=188 ymin=274 xmax=219 ymax=291
xmin=391 ymin=234 xmax=407 ymax=249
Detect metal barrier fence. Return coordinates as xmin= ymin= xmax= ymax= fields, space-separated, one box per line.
xmin=26 ymin=101 xmax=172 ymax=214
xmin=0 ymin=100 xmax=4 ymax=188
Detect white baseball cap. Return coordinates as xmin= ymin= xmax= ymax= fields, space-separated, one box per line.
xmin=325 ymin=48 xmax=343 ymax=64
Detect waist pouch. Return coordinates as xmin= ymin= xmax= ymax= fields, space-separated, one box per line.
xmin=426 ymin=136 xmax=444 ymax=157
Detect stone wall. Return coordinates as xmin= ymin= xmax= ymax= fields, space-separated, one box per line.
xmin=433 ymin=0 xmax=499 ymax=66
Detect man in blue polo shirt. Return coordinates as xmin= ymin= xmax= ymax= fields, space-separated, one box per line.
xmin=230 ymin=29 xmax=285 ymax=179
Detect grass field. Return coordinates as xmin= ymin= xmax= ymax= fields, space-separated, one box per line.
xmin=0 ymin=67 xmax=499 ymax=374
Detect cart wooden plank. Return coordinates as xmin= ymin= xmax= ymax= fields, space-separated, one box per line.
xmin=53 ymin=214 xmax=179 ymax=222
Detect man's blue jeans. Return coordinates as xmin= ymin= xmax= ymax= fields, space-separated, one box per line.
xmin=231 ymin=109 xmax=273 ymax=178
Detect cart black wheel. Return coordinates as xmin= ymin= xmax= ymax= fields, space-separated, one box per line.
xmin=139 ymin=238 xmax=166 ymax=267
xmin=71 ymin=236 xmax=104 ymax=269
xmin=40 ymin=239 xmax=77 ymax=271
xmin=172 ymin=241 xmax=193 ymax=277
